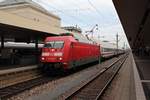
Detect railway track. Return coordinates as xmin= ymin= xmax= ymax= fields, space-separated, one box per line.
xmin=0 ymin=76 xmax=58 ymax=99
xmin=0 ymin=65 xmax=62 ymax=100
xmin=0 ymin=54 xmax=127 ymax=100
xmin=0 ymin=66 xmax=46 ymax=99
xmin=0 ymin=66 xmax=41 ymax=89
xmin=60 ymin=53 xmax=128 ymax=100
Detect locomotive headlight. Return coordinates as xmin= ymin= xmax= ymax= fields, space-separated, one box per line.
xmin=59 ymin=57 xmax=63 ymax=60
xmin=54 ymin=52 xmax=63 ymax=56
xmin=41 ymin=57 xmax=45 ymax=60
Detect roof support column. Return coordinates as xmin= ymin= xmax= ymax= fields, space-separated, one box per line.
xmin=1 ymin=35 xmax=4 ymax=49
xmin=35 ymin=37 xmax=39 ymax=63
xmin=35 ymin=38 xmax=38 ymax=49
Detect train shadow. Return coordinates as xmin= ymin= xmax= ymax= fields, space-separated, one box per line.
xmin=38 ymin=61 xmax=100 ymax=77
xmin=70 ymin=61 xmax=99 ymax=74
xmin=38 ymin=55 xmax=120 ymax=77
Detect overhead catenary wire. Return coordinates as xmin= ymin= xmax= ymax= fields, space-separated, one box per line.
xmin=49 ymin=8 xmax=91 ymax=13
xmin=66 ymin=0 xmax=103 ymax=35
xmin=69 ymin=0 xmax=100 ymax=24
xmin=34 ymin=0 xmax=125 ymax=44
xmin=35 ymin=0 xmax=89 ymax=27
xmin=87 ymin=0 xmax=104 ymax=19
xmin=87 ymin=0 xmax=113 ymax=26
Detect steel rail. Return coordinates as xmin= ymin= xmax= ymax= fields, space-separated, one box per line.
xmin=0 ymin=54 xmax=128 ymax=100
xmin=95 ymin=54 xmax=128 ymax=100
xmin=0 ymin=76 xmax=59 ymax=100
xmin=0 ymin=66 xmax=41 ymax=89
xmin=64 ymin=53 xmax=128 ymax=100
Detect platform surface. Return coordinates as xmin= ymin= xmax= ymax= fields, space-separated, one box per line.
xmin=101 ymin=53 xmax=137 ymax=100
xmin=0 ymin=65 xmax=37 ymax=75
xmin=134 ymin=55 xmax=150 ymax=100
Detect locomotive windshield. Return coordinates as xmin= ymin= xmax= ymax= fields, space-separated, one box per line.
xmin=44 ymin=41 xmax=64 ymax=49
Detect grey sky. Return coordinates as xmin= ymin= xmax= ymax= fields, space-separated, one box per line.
xmin=33 ymin=0 xmax=129 ymax=48
xmin=0 ymin=0 xmax=129 ymax=48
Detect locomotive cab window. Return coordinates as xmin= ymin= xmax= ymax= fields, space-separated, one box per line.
xmin=54 ymin=41 xmax=64 ymax=48
xmin=44 ymin=41 xmax=64 ymax=49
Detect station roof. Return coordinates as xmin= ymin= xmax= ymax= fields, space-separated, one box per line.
xmin=112 ymin=0 xmax=150 ymax=49
xmin=0 ymin=10 xmax=68 ymax=41
xmin=0 ymin=0 xmax=68 ymax=41
xmin=0 ymin=0 xmax=60 ymax=20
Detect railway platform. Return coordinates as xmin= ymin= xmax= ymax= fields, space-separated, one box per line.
xmin=134 ymin=55 xmax=150 ymax=100
xmin=101 ymin=52 xmax=147 ymax=100
xmin=0 ymin=65 xmax=37 ymax=75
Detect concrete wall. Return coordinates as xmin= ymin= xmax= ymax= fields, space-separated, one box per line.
xmin=0 ymin=4 xmax=61 ymax=27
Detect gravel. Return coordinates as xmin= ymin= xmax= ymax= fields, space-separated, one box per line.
xmin=8 ymin=57 xmax=118 ymax=100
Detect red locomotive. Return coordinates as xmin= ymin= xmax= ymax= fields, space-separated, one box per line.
xmin=40 ymin=34 xmax=100 ymax=72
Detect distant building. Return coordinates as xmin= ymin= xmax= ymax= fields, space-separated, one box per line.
xmin=62 ymin=26 xmax=82 ymax=33
xmin=0 ymin=0 xmax=61 ymax=27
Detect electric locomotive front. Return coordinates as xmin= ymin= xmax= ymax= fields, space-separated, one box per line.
xmin=40 ymin=36 xmax=76 ymax=71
